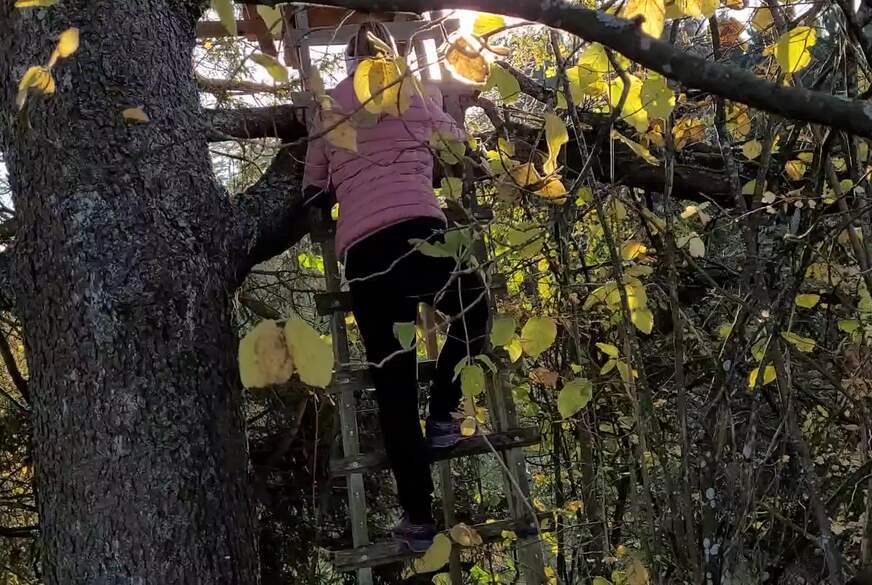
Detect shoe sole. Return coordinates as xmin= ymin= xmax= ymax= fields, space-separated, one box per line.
xmin=429 ymin=433 xmax=475 ymax=450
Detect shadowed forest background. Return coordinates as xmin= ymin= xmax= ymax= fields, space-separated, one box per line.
xmin=3 ymin=0 xmax=872 ymax=584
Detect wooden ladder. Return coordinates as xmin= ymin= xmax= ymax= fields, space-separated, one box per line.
xmin=309 ymin=208 xmax=546 ymax=584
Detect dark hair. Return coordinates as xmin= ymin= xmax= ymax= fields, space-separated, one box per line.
xmin=345 ymin=21 xmax=396 ymax=59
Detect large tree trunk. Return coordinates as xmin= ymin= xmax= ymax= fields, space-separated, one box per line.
xmin=0 ymin=2 xmax=260 ymax=583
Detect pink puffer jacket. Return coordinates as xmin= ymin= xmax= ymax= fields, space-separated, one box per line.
xmin=303 ymin=76 xmax=465 ymax=258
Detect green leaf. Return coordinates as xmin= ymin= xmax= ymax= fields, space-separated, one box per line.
xmin=393 ymin=322 xmax=417 ymax=350
xmin=483 ymin=63 xmax=521 ymax=103
xmin=284 ymin=319 xmax=334 ymax=388
xmin=506 ymin=337 xmax=523 ymax=362
xmin=593 ymin=577 xmax=613 ymax=585
xmin=558 ymin=378 xmax=593 ymax=418
xmin=640 ymin=72 xmax=674 ymax=120
xmin=461 ymin=364 xmax=486 ymax=398
xmin=490 ymin=315 xmax=517 ymax=347
xmin=506 ymin=224 xmax=545 ymax=259
xmin=795 ymin=293 xmax=820 ymax=308
xmin=472 ymin=13 xmax=506 ymax=37
xmin=476 ymin=354 xmax=497 ymax=372
xmin=781 ymin=331 xmax=816 ymax=353
xmin=441 ymin=177 xmax=463 ymax=200
xmin=596 ymin=342 xmax=620 ymax=358
xmin=251 ymin=53 xmax=289 ymax=83
xmin=773 ymin=26 xmax=816 ymax=74
xmin=839 ymin=319 xmax=860 ymax=334
xmin=521 ymin=317 xmax=557 ymax=357
xmin=410 ymin=229 xmax=471 ymax=260
xmin=211 ymin=0 xmax=237 ymax=36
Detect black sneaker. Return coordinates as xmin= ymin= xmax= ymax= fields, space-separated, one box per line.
xmin=391 ymin=515 xmax=437 ymax=553
xmin=426 ymin=417 xmax=474 ymax=449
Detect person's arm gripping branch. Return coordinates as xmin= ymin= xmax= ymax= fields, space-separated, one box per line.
xmin=423 ymin=83 xmax=466 ymax=143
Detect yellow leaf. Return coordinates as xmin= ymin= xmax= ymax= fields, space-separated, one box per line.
xmin=536 ymin=178 xmax=568 ymax=203
xmin=445 ymin=35 xmax=490 ymax=84
xmin=631 ymin=308 xmax=654 ymax=334
xmin=781 ymin=331 xmax=816 ymax=353
xmin=501 ymin=529 xmax=518 ymax=541
xmin=412 ymin=533 xmax=452 ymax=574
xmin=640 ymin=72 xmax=674 ymax=120
xmin=506 ymin=337 xmax=523 ymax=362
xmin=251 ymin=53 xmax=288 ymax=83
xmin=742 ymin=139 xmax=762 ymax=160
xmin=608 ymin=73 xmax=648 ymax=133
xmin=785 ymin=160 xmax=806 ymax=180
xmin=795 ymin=293 xmax=820 ymax=308
xmin=544 ymin=113 xmax=569 ymax=174
xmin=596 ymin=342 xmax=620 ymax=358
xmin=121 ymin=107 xmax=150 ymax=124
xmin=521 ymin=317 xmax=558 ymax=358
xmin=669 ymin=0 xmax=717 ymax=18
xmin=726 ymin=103 xmax=753 ymax=139
xmin=48 ymin=27 xmax=79 ymax=67
xmin=621 ymin=0 xmax=666 ymax=38
xmin=449 ymin=522 xmax=483 ymax=546
xmin=284 ymin=319 xmax=334 ymax=388
xmin=353 ymin=57 xmax=407 ymax=115
xmin=748 ymin=365 xmax=777 ymax=388
xmin=256 ymin=4 xmax=283 ymax=37
xmin=510 ymin=163 xmax=542 ymax=187
xmin=460 ymin=416 xmax=477 ymax=437
xmin=673 ymin=116 xmax=706 ymax=150
xmin=320 ymin=111 xmax=357 ymax=153
xmin=627 ymin=558 xmax=651 ymax=585
xmin=14 ymin=0 xmax=58 ymax=5
xmin=472 ymin=13 xmax=506 ymax=37
xmin=622 ymin=241 xmax=648 ymax=260
xmin=611 ymin=130 xmax=659 ymax=165
xmin=774 ymin=26 xmax=816 ymax=73
xmin=211 ymin=0 xmax=237 ymax=36
xmin=752 ymin=7 xmax=774 ymax=32
xmin=238 ymin=320 xmax=294 ymax=389
xmin=16 ymin=66 xmax=55 ymax=110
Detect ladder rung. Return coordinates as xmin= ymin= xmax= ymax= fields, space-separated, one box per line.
xmin=329 ymin=427 xmax=540 ymax=476
xmin=328 ymin=360 xmax=437 ymax=395
xmin=315 ymin=275 xmax=507 ymax=316
xmin=332 ymin=515 xmax=540 ymax=572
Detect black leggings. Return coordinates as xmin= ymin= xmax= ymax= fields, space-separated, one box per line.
xmin=345 ymin=217 xmax=489 ymax=524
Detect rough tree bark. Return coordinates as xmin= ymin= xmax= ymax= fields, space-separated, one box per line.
xmin=0 ymin=1 xmax=307 ymax=583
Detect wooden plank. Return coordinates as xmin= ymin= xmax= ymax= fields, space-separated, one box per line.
xmin=329 ymin=427 xmax=540 ymax=476
xmin=286 ymin=19 xmax=456 ymax=47
xmin=197 ymin=20 xmax=269 ymax=38
xmin=332 ymin=515 xmax=540 ymax=572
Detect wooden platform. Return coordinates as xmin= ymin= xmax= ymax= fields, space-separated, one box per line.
xmin=329 ymin=427 xmax=541 ymax=475
xmin=332 ymin=515 xmax=541 ymax=572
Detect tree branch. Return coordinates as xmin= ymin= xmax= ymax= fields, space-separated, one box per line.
xmin=0 ymin=329 xmax=28 ymax=404
xmin=232 ymin=143 xmax=311 ymax=283
xmin=299 ymin=0 xmax=872 ymax=138
xmin=205 ymin=104 xmax=308 ymax=142
xmin=196 ymin=74 xmax=297 ymax=96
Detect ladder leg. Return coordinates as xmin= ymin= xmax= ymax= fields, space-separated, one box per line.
xmin=321 ymin=226 xmax=373 ymax=585
xmin=488 ymin=373 xmax=545 ymax=585
xmin=422 ymin=305 xmax=463 ymax=585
